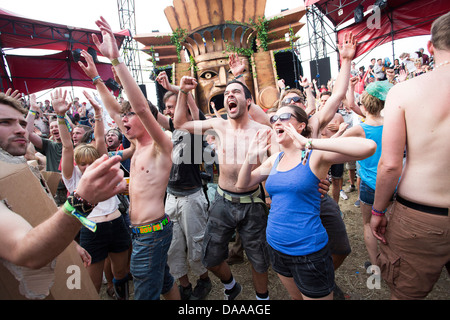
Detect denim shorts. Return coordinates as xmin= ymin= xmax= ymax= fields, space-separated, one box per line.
xmin=359 ymin=180 xmax=375 ymax=205
xmin=130 ymin=215 xmax=174 ymax=300
xmin=268 ymin=244 xmax=335 ymax=298
xmin=79 ymin=215 xmax=131 ymax=264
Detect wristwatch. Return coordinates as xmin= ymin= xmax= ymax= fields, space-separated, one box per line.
xmin=111 ymin=56 xmax=124 ymax=66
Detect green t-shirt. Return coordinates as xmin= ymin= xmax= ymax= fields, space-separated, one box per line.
xmin=37 ymin=138 xmax=63 ymax=172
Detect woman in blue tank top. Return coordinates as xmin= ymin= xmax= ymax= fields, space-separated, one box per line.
xmin=237 ymin=105 xmax=376 ymax=300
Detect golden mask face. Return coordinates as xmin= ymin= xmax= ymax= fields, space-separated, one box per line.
xmin=194 ymin=52 xmax=254 ymax=114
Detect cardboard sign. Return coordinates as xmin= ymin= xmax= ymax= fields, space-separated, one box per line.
xmin=0 ymin=159 xmax=98 ymax=300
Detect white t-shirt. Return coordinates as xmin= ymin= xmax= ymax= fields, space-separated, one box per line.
xmin=62 ymin=166 xmax=120 ymax=219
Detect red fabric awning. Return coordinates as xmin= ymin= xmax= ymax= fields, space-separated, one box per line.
xmin=2 ymin=50 xmax=115 ymax=94
xmin=336 ymin=0 xmax=450 ymax=59
xmin=0 ymin=8 xmax=126 ymax=94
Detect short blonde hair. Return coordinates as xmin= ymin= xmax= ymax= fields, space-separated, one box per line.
xmin=74 ymin=143 xmax=100 ymax=165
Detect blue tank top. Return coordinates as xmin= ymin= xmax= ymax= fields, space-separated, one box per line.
xmin=358 ymin=123 xmax=383 ymax=190
xmin=265 ymin=151 xmax=328 ymax=256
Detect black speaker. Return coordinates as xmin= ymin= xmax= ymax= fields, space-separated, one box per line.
xmin=87 ymin=47 xmax=99 ymax=63
xmin=71 ymin=49 xmax=82 ymax=63
xmin=139 ymin=84 xmax=147 ymax=99
xmin=309 ymin=57 xmax=331 ymax=88
xmin=105 ymin=78 xmax=121 ymax=92
xmin=274 ymin=50 xmax=303 ymax=89
xmin=354 ymin=4 xmax=364 ymax=23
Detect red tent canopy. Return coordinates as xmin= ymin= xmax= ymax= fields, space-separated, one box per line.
xmin=305 ymin=0 xmax=450 ymax=59
xmin=0 ymin=8 xmax=126 ymax=94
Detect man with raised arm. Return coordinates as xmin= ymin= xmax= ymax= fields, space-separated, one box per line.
xmin=174 ymin=76 xmax=271 ymax=300
xmin=371 ymin=12 xmax=450 ymax=300
xmin=90 ymin=16 xmax=177 ymax=300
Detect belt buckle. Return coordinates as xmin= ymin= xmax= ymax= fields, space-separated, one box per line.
xmin=230 ymin=195 xmax=240 ymax=204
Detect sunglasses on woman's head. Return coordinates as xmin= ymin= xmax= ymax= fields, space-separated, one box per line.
xmin=283 ymin=96 xmax=304 ymax=104
xmin=269 ymin=113 xmax=298 ymax=124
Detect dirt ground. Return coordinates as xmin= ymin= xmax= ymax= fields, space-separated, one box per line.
xmin=100 ymin=172 xmax=449 ymax=301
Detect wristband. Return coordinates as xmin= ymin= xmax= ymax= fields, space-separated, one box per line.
xmin=305 ymin=139 xmax=313 ymax=150
xmin=111 ymin=56 xmax=124 ymax=66
xmin=92 ymin=75 xmax=102 ymax=84
xmin=28 ymin=110 xmax=37 ymax=116
xmin=63 ymin=201 xmax=97 ymax=232
xmin=234 ymin=74 xmax=243 ymax=80
xmin=56 ymin=114 xmax=65 ymax=119
xmin=179 ymin=89 xmax=188 ymax=95
xmin=371 ymin=206 xmax=386 ymax=216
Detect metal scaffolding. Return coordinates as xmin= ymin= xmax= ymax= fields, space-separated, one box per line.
xmin=117 ymin=0 xmax=143 ymax=85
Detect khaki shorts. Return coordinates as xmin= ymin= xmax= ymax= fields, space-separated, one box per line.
xmin=377 ymin=200 xmax=450 ymax=299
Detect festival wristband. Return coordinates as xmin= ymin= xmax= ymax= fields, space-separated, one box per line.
xmin=179 ymin=88 xmax=188 ymax=95
xmin=92 ymin=75 xmax=102 ymax=84
xmin=111 ymin=56 xmax=124 ymax=66
xmin=371 ymin=206 xmax=386 ymax=216
xmin=28 ymin=110 xmax=37 ymax=116
xmin=234 ymin=74 xmax=243 ymax=80
xmin=63 ymin=201 xmax=97 ymax=232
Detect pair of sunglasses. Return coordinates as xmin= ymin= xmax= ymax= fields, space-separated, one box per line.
xmin=283 ymin=96 xmax=304 ymax=104
xmin=269 ymin=113 xmax=298 ymax=124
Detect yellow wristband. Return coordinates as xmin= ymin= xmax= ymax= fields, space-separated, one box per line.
xmin=111 ymin=57 xmax=124 ymax=66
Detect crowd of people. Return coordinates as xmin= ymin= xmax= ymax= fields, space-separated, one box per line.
xmin=0 ymin=12 xmax=449 ymax=301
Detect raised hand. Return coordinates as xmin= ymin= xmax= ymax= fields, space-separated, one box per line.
xmin=50 ymin=89 xmax=71 ymax=116
xmin=4 ymin=88 xmax=21 ymax=100
xmin=247 ymin=129 xmax=271 ymax=164
xmin=78 ymin=50 xmax=100 ymax=79
xmin=180 ymin=76 xmax=198 ymax=92
xmin=338 ymin=32 xmax=357 ymax=61
xmin=83 ymin=90 xmax=102 ymax=115
xmin=228 ymin=52 xmax=245 ymax=77
xmin=91 ymin=16 xmax=120 ymax=60
xmin=156 ymin=71 xmax=175 ymax=92
xmin=284 ymin=123 xmax=308 ymax=150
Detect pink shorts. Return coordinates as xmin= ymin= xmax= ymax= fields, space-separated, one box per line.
xmin=377 ymin=199 xmax=450 ymax=299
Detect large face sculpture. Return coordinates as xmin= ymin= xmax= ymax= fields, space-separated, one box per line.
xmin=195 ymin=52 xmax=254 ymax=114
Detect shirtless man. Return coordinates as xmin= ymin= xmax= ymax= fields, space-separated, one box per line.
xmin=371 ymin=12 xmax=450 ymax=300
xmin=90 ymin=16 xmax=177 ymax=300
xmin=174 ymin=76 xmax=271 ymax=300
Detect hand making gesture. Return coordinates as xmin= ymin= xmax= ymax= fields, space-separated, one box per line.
xmin=180 ymin=76 xmax=198 ymax=93
xmin=247 ymin=129 xmax=272 ymax=164
xmin=51 ymin=88 xmax=71 ymax=116
xmin=92 ymin=16 xmax=120 ymax=60
xmin=338 ymin=32 xmax=357 ymax=61
xmin=228 ymin=52 xmax=245 ymax=77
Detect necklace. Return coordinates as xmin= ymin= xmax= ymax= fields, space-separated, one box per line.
xmin=434 ymin=60 xmax=449 ymax=69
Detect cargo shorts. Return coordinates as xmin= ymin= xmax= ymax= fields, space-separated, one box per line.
xmin=202 ymin=187 xmax=270 ymax=273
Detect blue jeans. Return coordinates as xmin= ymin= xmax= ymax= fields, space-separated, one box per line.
xmin=359 ymin=180 xmax=375 ymax=205
xmin=130 ymin=218 xmax=174 ymax=300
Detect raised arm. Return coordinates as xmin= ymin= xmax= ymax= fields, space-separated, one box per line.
xmin=51 ymin=89 xmax=74 ymax=180
xmin=83 ymin=90 xmax=107 ymax=156
xmin=346 ymin=76 xmax=364 ymax=116
xmin=92 ymin=17 xmax=172 ymax=154
xmin=156 ymin=70 xmax=200 ymax=122
xmin=78 ymin=50 xmax=126 ymax=135
xmin=173 ymin=76 xmax=216 ymax=134
xmin=316 ymin=32 xmax=357 ymax=130
xmin=25 ymin=94 xmax=44 ymax=150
